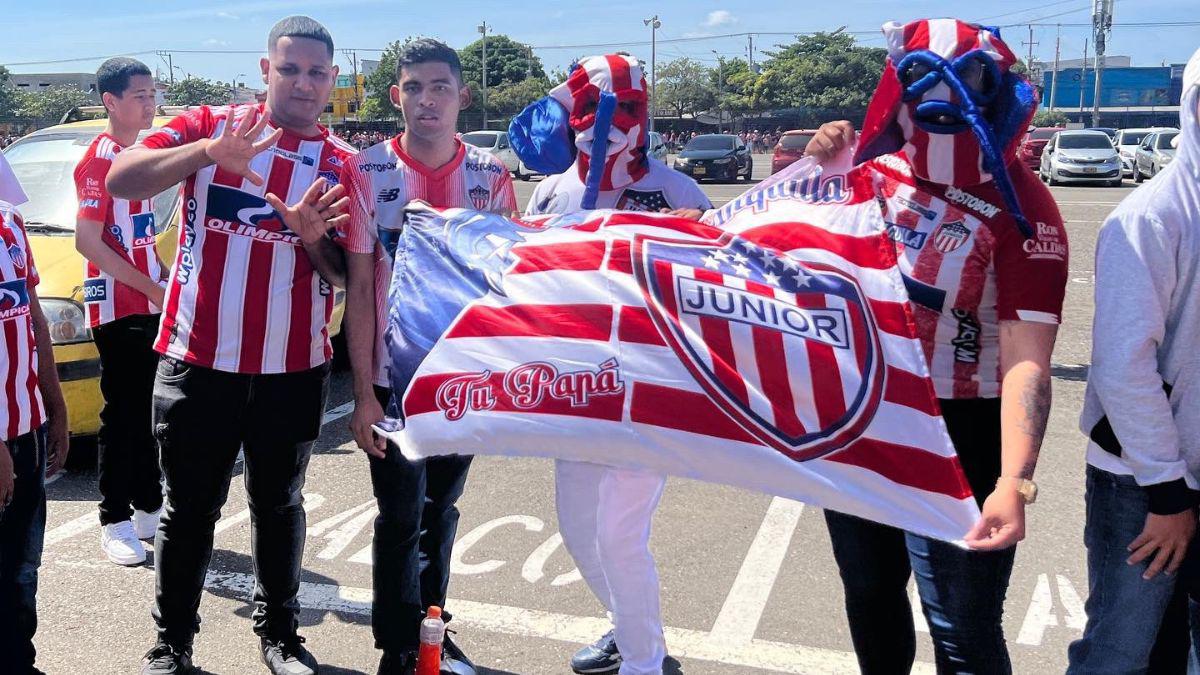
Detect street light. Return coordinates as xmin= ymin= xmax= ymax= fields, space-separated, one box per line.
xmin=231 ymin=73 xmax=245 ymax=102
xmin=643 ymin=16 xmax=660 ymax=133
xmin=711 ymin=50 xmax=724 ymax=133
xmin=478 ymin=22 xmax=489 ymax=130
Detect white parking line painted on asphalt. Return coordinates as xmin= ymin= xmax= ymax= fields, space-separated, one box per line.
xmin=709 ymin=497 xmax=805 ymax=645
xmin=197 ymin=567 xmax=937 ymax=674
xmin=322 ymin=401 xmax=355 ymax=426
xmin=44 ymin=512 xmax=96 ymax=547
xmin=213 ymin=493 xmax=326 ymax=535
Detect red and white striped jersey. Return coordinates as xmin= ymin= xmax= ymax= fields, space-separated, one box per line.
xmin=859 ymin=152 xmax=1067 ymax=398
xmin=337 ymin=136 xmax=518 ymax=386
xmin=74 ymin=132 xmax=163 ymax=327
xmin=141 ymin=104 xmax=356 ymax=374
xmin=0 ymin=202 xmax=44 ymax=441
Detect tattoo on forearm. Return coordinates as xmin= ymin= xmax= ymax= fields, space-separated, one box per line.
xmin=1017 ymin=377 xmax=1051 ymax=478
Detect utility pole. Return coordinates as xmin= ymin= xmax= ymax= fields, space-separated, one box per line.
xmin=477 ymin=21 xmax=489 ymax=130
xmin=1049 ymin=25 xmax=1061 ymax=110
xmin=526 ymin=45 xmax=534 ymax=79
xmin=747 ymin=34 xmax=754 ymax=72
xmin=167 ymin=53 xmax=175 ymax=85
xmin=1079 ymin=38 xmax=1089 ymax=114
xmin=1023 ymin=24 xmax=1038 ymax=72
xmin=1092 ymin=0 xmax=1113 ymax=128
xmin=351 ymin=50 xmax=361 ymax=116
xmin=643 ymin=15 xmax=660 ymax=133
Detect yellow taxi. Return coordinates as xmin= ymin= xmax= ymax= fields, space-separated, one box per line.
xmin=3 ymin=109 xmax=347 ymax=441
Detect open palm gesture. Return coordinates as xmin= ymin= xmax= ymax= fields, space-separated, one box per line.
xmin=204 ymin=108 xmax=284 ymax=187
xmin=265 ymin=178 xmax=350 ymax=246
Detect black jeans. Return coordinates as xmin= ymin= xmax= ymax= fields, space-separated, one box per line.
xmin=93 ymin=313 xmax=163 ymax=525
xmin=151 ymin=357 xmax=330 ymax=647
xmin=824 ymin=398 xmax=1014 ymax=675
xmin=370 ymin=385 xmax=472 ymax=653
xmin=0 ymin=427 xmax=47 ymax=672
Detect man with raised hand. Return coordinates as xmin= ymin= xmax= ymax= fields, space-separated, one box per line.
xmin=107 ymin=15 xmax=354 ymax=675
xmin=320 ymin=38 xmax=515 ymax=675
xmin=74 ymin=57 xmax=168 ymax=568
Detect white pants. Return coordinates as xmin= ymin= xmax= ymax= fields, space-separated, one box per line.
xmin=555 ymin=459 xmax=667 ymax=675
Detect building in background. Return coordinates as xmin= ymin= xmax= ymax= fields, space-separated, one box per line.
xmin=325 ymin=73 xmax=365 ymax=122
xmin=1038 ymin=56 xmax=1184 ymax=128
xmin=9 ymin=72 xmax=101 ymax=104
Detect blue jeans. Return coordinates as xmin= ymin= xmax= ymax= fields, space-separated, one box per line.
xmin=1068 ymin=465 xmax=1200 ymax=674
xmin=824 ymin=510 xmax=1016 ymax=674
xmin=0 ymin=427 xmax=47 ymax=672
xmin=370 ymin=386 xmax=472 ymax=653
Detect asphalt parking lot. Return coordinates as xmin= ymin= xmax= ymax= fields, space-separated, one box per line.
xmin=34 ymin=154 xmax=1132 ymax=674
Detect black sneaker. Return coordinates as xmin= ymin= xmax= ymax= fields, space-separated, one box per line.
xmin=570 ymin=629 xmax=621 ymax=674
xmin=260 ymin=635 xmax=320 ymax=675
xmin=377 ymin=650 xmax=416 ymax=675
xmin=441 ymin=633 xmax=476 ymax=675
xmin=142 ymin=642 xmax=195 ymax=675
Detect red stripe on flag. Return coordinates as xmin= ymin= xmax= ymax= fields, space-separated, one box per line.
xmin=882 ymin=366 xmax=941 ymax=417
xmin=869 ymin=299 xmax=914 ymax=337
xmin=905 ymin=20 xmax=930 ymax=53
xmin=740 ymin=222 xmax=893 ymax=270
xmin=629 ymin=382 xmax=757 ymax=444
xmin=607 ymin=240 xmax=633 ymax=274
xmin=825 ymin=438 xmax=974 ymax=500
xmin=446 ymin=304 xmax=613 ymax=341
xmin=510 ymin=240 xmax=606 ymax=275
xmin=602 ymin=212 xmax=720 ymax=239
xmin=404 ymin=370 xmax=625 ymax=421
xmin=751 ymin=325 xmax=806 ymax=437
xmin=692 ymin=268 xmax=751 ymax=406
xmin=794 ymin=291 xmax=846 ymax=428
xmin=955 ymin=19 xmax=980 ymax=58
xmin=617 ymin=306 xmax=665 ymax=346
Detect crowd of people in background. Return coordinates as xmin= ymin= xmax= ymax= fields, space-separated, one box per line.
xmin=347 ymin=129 xmax=390 ymax=149
xmin=655 ymin=127 xmax=786 ymax=153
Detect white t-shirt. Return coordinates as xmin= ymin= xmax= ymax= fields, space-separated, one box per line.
xmin=526 ymin=158 xmax=712 ymax=215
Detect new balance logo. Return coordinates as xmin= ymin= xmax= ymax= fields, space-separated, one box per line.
xmin=377 ymin=188 xmax=401 ymax=203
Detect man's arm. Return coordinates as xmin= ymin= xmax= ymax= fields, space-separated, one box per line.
xmin=108 ymin=108 xmax=282 ymax=200
xmin=28 ymin=285 xmax=69 ymax=476
xmin=75 ymin=219 xmax=165 ymax=307
xmin=965 ymin=321 xmax=1057 ymax=550
xmin=344 ymin=250 xmax=385 ymax=458
xmin=301 ymin=237 xmax=347 ymax=289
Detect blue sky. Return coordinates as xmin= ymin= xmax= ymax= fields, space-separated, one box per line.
xmin=3 ymin=0 xmax=1197 ymax=85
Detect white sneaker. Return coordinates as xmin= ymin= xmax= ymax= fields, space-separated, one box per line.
xmin=101 ymin=521 xmax=146 ymax=566
xmin=133 ymin=506 xmax=163 ymax=540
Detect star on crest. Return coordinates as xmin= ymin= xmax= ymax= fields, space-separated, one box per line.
xmin=732 ymin=262 xmax=752 ymax=277
xmin=702 ymin=253 xmax=723 ymax=270
xmin=763 ymin=270 xmax=781 ymax=286
xmin=712 ymin=249 xmax=731 ymax=263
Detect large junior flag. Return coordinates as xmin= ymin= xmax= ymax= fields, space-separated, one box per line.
xmin=375 ymin=159 xmax=980 ymax=543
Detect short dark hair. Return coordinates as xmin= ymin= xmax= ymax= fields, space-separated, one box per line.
xmin=395 ymin=38 xmax=463 ymax=84
xmin=97 ymin=57 xmax=152 ymax=97
xmin=268 ymin=15 xmax=334 ymax=58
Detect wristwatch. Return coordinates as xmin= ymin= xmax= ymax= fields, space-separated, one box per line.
xmin=997 ymin=476 xmax=1038 ymax=504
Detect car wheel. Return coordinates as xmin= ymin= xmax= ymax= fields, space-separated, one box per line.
xmin=1047 ymin=169 xmax=1059 ymax=186
xmin=1134 ymin=165 xmax=1145 ymax=183
xmin=513 ymin=164 xmax=526 ymax=181
xmin=1108 ymin=178 xmax=1122 ymax=187
xmin=742 ymin=159 xmax=753 ymax=180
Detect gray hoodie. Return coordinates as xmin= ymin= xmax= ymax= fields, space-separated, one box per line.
xmin=1080 ymin=47 xmax=1200 ymax=514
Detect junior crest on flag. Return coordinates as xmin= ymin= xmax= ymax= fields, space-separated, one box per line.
xmin=374 ymin=157 xmax=981 ymax=544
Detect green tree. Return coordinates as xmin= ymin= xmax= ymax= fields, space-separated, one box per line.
xmin=164 ymin=77 xmax=231 ymax=106
xmin=13 ymin=85 xmax=92 ymax=121
xmin=362 ymin=40 xmax=408 ymax=120
xmin=711 ymin=57 xmax=756 ymax=115
xmin=753 ymin=32 xmax=886 ymax=112
xmin=0 ymin=66 xmax=15 ymax=118
xmin=459 ymin=35 xmax=544 ymax=90
xmin=484 ymin=77 xmax=552 ymax=116
xmin=654 ymin=58 xmax=716 ymax=119
xmin=1031 ymin=109 xmax=1069 ymax=127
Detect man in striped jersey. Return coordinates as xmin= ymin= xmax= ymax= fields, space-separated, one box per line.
xmin=74 ymin=57 xmax=168 ymax=568
xmin=802 ymin=19 xmax=1064 ymax=673
xmin=107 ymin=16 xmax=354 ymax=675
xmin=0 ymin=156 xmax=69 ymax=675
xmin=326 ymin=38 xmax=515 ymax=675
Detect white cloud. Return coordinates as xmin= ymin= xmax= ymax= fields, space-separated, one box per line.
xmin=202 ymin=38 xmax=231 ymax=47
xmin=215 ymin=11 xmax=239 ymax=19
xmin=705 ymin=10 xmax=736 ymax=27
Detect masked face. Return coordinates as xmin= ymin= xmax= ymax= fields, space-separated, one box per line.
xmin=883 ymin=19 xmax=1015 ymax=186
xmin=549 ymin=54 xmax=649 ymax=190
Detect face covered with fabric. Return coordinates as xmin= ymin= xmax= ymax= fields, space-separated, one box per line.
xmin=548 ymin=54 xmax=650 ymax=194
xmin=855 ymin=19 xmax=1038 ymax=236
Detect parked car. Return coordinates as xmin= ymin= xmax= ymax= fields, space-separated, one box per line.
xmin=1038 ymin=130 xmax=1123 ymax=186
xmin=647 ymin=131 xmax=669 ymax=162
xmin=2 ymin=114 xmax=348 ymax=443
xmin=1133 ymin=129 xmax=1180 ymax=183
xmin=1113 ymin=127 xmax=1170 ymax=176
xmin=1018 ymin=126 xmax=1065 ymax=170
xmin=771 ymin=129 xmax=818 ymax=174
xmin=460 ymin=129 xmax=531 ymax=180
xmin=1085 ymin=127 xmax=1119 ymax=143
xmin=672 ymin=134 xmax=753 ymax=182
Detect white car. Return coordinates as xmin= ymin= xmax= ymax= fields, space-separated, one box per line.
xmin=1038 ymin=130 xmax=1123 ymax=187
xmin=647 ymin=131 xmax=668 ymax=162
xmin=460 ymin=130 xmax=531 ymax=180
xmin=1113 ymin=127 xmax=1172 ymax=177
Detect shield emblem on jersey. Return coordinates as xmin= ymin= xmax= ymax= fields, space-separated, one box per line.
xmin=469 ymin=185 xmax=490 ymax=210
xmin=7 ymin=243 xmax=25 ymax=270
xmin=932 ymin=220 xmax=970 ymax=253
xmin=633 ymin=233 xmax=885 ymax=461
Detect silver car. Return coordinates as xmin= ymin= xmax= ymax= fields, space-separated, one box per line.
xmin=1039 ymin=130 xmax=1123 ymax=187
xmin=1114 ymin=127 xmax=1169 ymax=177
xmin=1133 ymin=129 xmax=1180 ymax=183
xmin=647 ymin=131 xmax=668 ymax=162
xmin=460 ymin=130 xmax=532 ymax=180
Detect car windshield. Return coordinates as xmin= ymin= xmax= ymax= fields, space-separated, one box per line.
xmin=780 ymin=134 xmax=814 ymax=150
xmin=1030 ymin=128 xmax=1059 ymax=140
xmin=4 ymin=130 xmax=180 ymax=231
xmin=685 ymin=136 xmax=735 ymax=151
xmin=461 ymin=132 xmax=497 ymax=148
xmin=1157 ymin=132 xmax=1179 ymax=149
xmin=1119 ymin=131 xmax=1150 ymax=146
xmin=1057 ymin=134 xmax=1113 ymax=150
